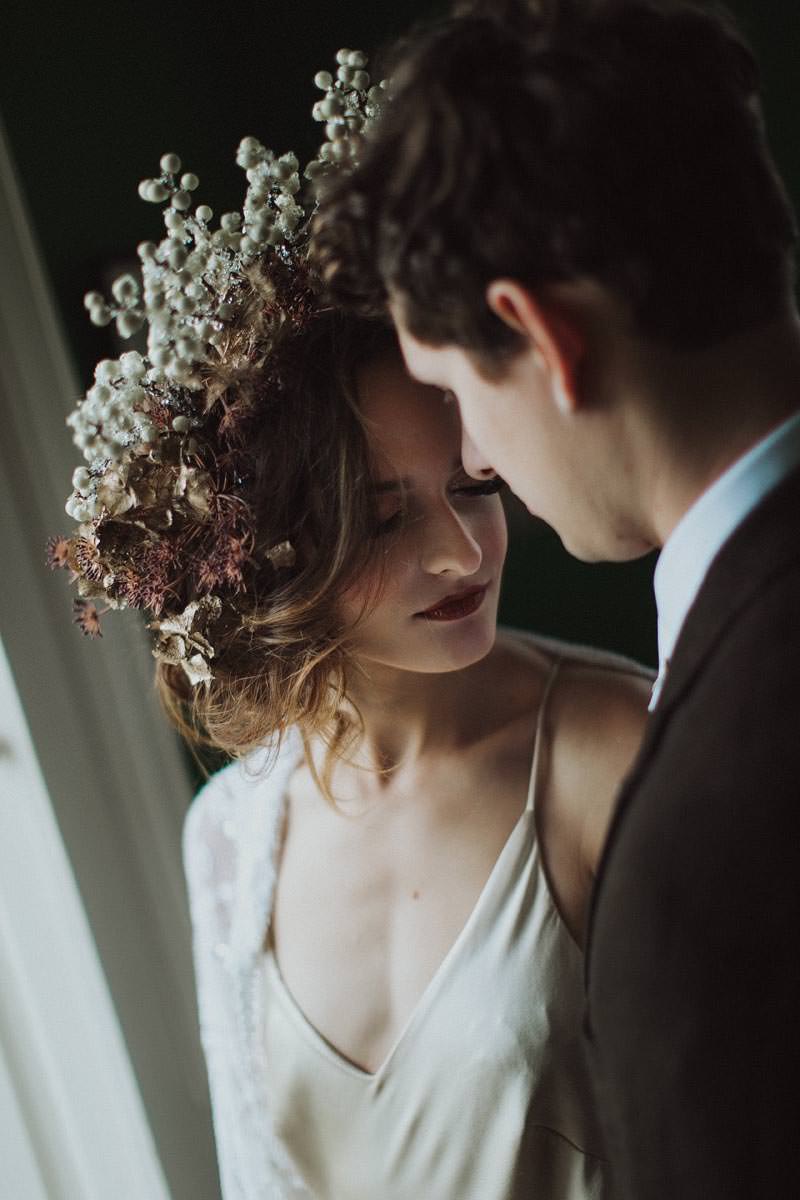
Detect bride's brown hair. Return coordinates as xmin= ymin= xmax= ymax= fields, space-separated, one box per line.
xmin=156 ymin=309 xmax=398 ymax=777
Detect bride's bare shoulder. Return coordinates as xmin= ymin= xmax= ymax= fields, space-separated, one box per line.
xmin=497 ymin=625 xmax=654 ymax=680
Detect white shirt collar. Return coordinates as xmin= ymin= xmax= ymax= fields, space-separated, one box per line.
xmin=649 ymin=407 xmax=800 ymax=710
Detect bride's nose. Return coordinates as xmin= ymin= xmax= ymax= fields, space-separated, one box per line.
xmin=418 ymin=505 xmax=483 ymax=577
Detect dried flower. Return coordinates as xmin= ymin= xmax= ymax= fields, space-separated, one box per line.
xmin=46 ymin=535 xmax=71 ymax=570
xmin=73 ymin=598 xmax=103 ymax=638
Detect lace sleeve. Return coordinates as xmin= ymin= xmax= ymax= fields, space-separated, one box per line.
xmin=184 ymin=749 xmax=312 ymax=1200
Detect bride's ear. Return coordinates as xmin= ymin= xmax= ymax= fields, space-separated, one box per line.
xmin=485 ymin=279 xmax=586 ymax=414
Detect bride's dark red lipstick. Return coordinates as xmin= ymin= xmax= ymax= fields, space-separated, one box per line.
xmin=415 ymin=584 xmax=488 ymax=622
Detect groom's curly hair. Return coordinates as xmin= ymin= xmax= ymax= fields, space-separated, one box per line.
xmin=313 ymin=0 xmax=797 ymax=370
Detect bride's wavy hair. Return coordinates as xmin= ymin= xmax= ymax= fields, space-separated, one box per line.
xmin=313 ymin=0 xmax=797 ymax=370
xmin=156 ymin=310 xmax=398 ymax=781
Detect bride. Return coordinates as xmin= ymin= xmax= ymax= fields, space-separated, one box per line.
xmin=173 ymin=306 xmax=650 ymax=1199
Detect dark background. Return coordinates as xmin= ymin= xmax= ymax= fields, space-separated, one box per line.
xmin=2 ymin=0 xmax=798 ymax=668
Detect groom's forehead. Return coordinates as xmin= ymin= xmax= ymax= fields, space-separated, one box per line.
xmin=392 ymin=315 xmax=458 ymax=388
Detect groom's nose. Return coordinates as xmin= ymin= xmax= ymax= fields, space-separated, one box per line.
xmin=461 ymin=427 xmax=496 ymax=480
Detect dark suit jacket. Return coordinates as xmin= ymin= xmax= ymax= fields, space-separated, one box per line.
xmin=584 ymin=463 xmax=800 ymax=1199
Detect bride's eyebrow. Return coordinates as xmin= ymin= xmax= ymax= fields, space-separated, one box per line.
xmin=372 ymin=458 xmax=464 ymax=493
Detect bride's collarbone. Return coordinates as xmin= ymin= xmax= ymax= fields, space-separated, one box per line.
xmin=270 ymin=741 xmax=539 ymax=1072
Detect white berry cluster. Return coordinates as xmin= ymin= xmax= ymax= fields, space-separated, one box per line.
xmin=65 ymin=350 xmax=162 ymax=520
xmin=306 ymin=48 xmax=388 ymax=184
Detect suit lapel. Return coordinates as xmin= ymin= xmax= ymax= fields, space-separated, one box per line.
xmin=584 ymin=465 xmax=800 ymax=985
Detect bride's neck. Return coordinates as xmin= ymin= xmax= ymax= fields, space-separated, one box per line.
xmin=341 ymin=658 xmax=484 ymax=782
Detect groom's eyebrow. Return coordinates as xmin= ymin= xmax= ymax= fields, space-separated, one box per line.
xmin=372 ymin=459 xmax=464 ymax=492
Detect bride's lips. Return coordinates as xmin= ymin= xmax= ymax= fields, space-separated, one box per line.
xmin=415 ymin=584 xmax=489 ymax=622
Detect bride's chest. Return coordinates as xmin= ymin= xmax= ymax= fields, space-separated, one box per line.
xmin=268 ymin=766 xmax=529 ymax=1073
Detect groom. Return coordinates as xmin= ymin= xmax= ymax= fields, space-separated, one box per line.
xmin=313 ymin=0 xmax=800 ymax=1196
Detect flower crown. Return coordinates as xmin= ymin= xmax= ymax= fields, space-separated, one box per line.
xmin=47 ymin=51 xmax=387 ymax=686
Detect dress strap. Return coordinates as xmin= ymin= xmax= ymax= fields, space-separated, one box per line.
xmin=525 ymin=656 xmax=562 ymax=813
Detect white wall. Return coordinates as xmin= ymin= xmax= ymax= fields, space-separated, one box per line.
xmin=0 ymin=112 xmax=220 ymax=1199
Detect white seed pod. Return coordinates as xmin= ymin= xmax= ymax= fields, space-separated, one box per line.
xmin=160 ymin=152 xmax=181 ymax=174
xmin=220 ymin=211 xmax=243 ymax=231
xmin=123 ymin=384 xmax=146 ymax=408
xmin=163 ymin=209 xmax=185 ymax=231
xmin=314 ymin=70 xmax=333 ymax=90
xmin=168 ymin=246 xmax=188 ymax=270
xmin=168 ymin=361 xmax=191 ymax=384
xmin=181 ymin=172 xmax=199 ymax=191
xmin=331 ymin=140 xmax=352 ymax=163
xmin=146 ymin=181 xmax=169 ymax=203
xmin=89 ymin=304 xmax=113 ymax=327
xmin=347 ymin=50 xmax=367 ymax=68
xmin=116 ymin=311 xmax=143 ymax=338
xmin=236 ymin=136 xmax=265 ymax=168
xmin=171 ymin=415 xmax=191 ymax=434
xmin=111 ymin=275 xmax=139 ymax=303
xmin=367 ymin=85 xmax=384 ymax=105
xmin=271 ymin=159 xmax=294 ymax=182
xmin=171 ymin=190 xmax=192 ymax=211
xmin=320 ymin=94 xmax=345 ymax=119
xmin=239 ymin=235 xmax=258 ymax=256
xmin=175 ymin=335 xmax=199 ymax=359
xmin=319 ymin=141 xmax=337 ymax=163
xmin=150 ymin=345 xmax=173 ymax=369
xmin=95 ymin=360 xmax=121 ymax=384
xmin=138 ymin=179 xmax=154 ymax=200
xmin=312 ymin=100 xmax=326 ymax=122
xmin=326 ymin=120 xmax=346 ymax=142
xmin=119 ymin=351 xmax=146 ymax=379
xmin=72 ymin=466 xmax=91 ymax=492
xmin=337 ymin=65 xmax=355 ymax=85
xmin=195 ymin=204 xmax=213 ymax=223
xmin=352 ymin=70 xmax=370 ymax=91
xmin=65 ymin=493 xmax=80 ymax=518
xmin=175 ymin=294 xmax=196 ymax=315
xmin=137 ymin=240 xmax=158 ymax=261
xmin=304 ymin=159 xmax=326 ymax=180
xmin=137 ymin=422 xmax=158 ymax=444
xmin=83 ymin=290 xmax=104 ymax=310
xmin=216 ymin=302 xmax=235 ymax=321
xmin=336 ymin=48 xmax=352 ymax=65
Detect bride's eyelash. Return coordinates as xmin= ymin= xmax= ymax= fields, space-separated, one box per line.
xmin=373 ymin=477 xmax=505 ymax=536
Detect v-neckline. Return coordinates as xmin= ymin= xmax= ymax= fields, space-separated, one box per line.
xmin=265 ymin=803 xmax=534 ymax=1082
xmin=262 ymin=654 xmax=558 ymax=1081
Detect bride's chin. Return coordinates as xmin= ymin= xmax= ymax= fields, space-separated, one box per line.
xmin=410 ymin=620 xmax=498 ymax=674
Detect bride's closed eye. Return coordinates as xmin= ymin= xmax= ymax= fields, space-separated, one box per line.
xmin=373 ymin=476 xmax=506 ymax=537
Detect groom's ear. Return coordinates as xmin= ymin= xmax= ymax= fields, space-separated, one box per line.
xmin=485 ymin=279 xmax=586 ymax=414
